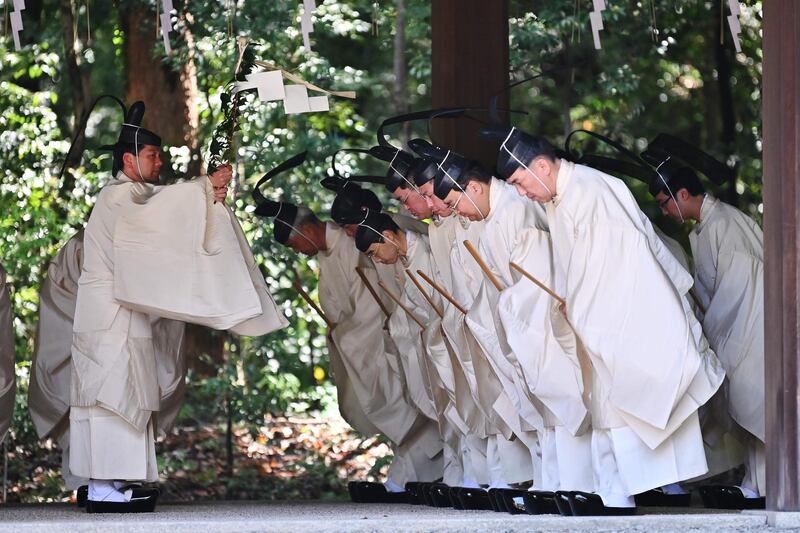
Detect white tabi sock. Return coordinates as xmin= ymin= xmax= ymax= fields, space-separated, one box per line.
xmin=661 ymin=483 xmax=688 ymax=495
xmin=736 ymin=485 xmax=761 ymax=499
xmin=460 ymin=478 xmax=481 ymax=489
xmin=383 ymin=479 xmax=405 ymax=493
xmin=88 ymin=479 xmax=132 ymax=502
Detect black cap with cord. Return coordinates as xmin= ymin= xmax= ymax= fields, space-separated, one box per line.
xmin=98 ymin=101 xmax=162 ymax=176
xmin=251 ymin=151 xmax=307 ymax=244
xmin=641 ymin=133 xmax=732 ymax=196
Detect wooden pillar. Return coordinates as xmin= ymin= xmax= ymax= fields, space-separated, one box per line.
xmin=763 ymin=0 xmax=800 ymax=512
xmin=431 ymin=0 xmax=509 ymax=169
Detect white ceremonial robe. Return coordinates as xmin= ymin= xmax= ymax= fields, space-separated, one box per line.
xmin=440 ymin=217 xmax=530 ymax=486
xmin=29 ymin=231 xmax=189 ymax=489
xmin=545 ymin=160 xmax=725 ymax=502
xmin=690 ymin=195 xmax=765 ymax=492
xmin=70 ymin=172 xmax=287 ymax=481
xmin=395 ymin=231 xmax=468 ymax=485
xmin=0 ymin=265 xmax=15 ymax=443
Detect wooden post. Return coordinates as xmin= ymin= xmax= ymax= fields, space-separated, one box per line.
xmin=431 ymin=0 xmax=509 ymax=169
xmin=763 ymin=0 xmax=800 ymax=512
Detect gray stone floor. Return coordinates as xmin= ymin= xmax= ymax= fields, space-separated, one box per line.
xmin=0 ymin=501 xmax=790 ymax=532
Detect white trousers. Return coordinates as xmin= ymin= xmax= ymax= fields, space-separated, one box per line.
xmin=69 ymin=405 xmax=157 ymax=482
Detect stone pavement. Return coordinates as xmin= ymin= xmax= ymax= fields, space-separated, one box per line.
xmin=0 ymin=500 xmax=791 ymax=532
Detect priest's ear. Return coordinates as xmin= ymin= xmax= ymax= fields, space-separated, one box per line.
xmin=531 ymin=156 xmax=555 ymax=178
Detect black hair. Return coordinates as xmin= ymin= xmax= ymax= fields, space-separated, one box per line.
xmin=656 ymin=166 xmax=705 ymax=197
xmin=461 ymin=161 xmax=491 ymax=184
xmin=354 ymin=213 xmax=399 ymax=253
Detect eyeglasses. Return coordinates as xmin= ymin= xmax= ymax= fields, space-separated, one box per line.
xmin=446 ymin=191 xmax=464 ymax=212
xmin=657 ymin=196 xmax=674 ymax=210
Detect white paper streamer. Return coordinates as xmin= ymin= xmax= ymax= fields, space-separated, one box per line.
xmin=161 ymin=0 xmax=174 ymax=53
xmin=300 ymin=0 xmax=315 ymax=52
xmin=11 ymin=0 xmax=25 ymax=51
xmin=727 ymin=0 xmax=742 ymax=54
xmin=590 ymin=0 xmax=605 ymax=50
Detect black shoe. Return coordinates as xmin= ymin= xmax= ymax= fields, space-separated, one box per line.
xmin=554 ymin=491 xmax=574 ymax=516
xmin=76 ymin=485 xmax=88 ymax=508
xmin=499 ymin=489 xmax=528 ymax=515
xmin=449 ymin=487 xmax=465 ymax=509
xmin=86 ymin=492 xmax=158 ymax=513
xmin=522 ymin=490 xmax=560 ymax=515
xmin=458 ymin=487 xmax=493 ymax=510
xmin=698 ymin=485 xmax=765 ymax=510
xmin=404 ymin=482 xmax=423 ymax=505
xmin=634 ymin=488 xmax=691 ymax=507
xmin=348 ymin=481 xmax=362 ymax=502
xmin=354 ymin=482 xmax=408 ymax=504
xmin=419 ymin=483 xmax=437 ymax=506
xmin=428 ymin=483 xmax=452 ymax=507
xmin=567 ymin=491 xmax=636 ymax=516
xmin=487 ymin=488 xmax=508 ymax=512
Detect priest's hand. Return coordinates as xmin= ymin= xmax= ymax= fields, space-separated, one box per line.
xmin=213 ymin=185 xmax=229 ymax=202
xmin=209 ymin=164 xmax=233 ymax=188
xmin=558 ymin=301 xmax=568 ymax=317
xmin=209 ymin=165 xmax=233 ymax=203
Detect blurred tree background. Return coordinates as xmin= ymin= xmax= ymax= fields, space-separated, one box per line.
xmin=0 ymin=0 xmax=762 ymax=502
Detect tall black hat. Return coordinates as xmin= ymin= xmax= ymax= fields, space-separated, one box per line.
xmin=481 ymin=126 xmax=558 ymax=180
xmin=641 ymin=133 xmax=732 ymax=196
xmin=99 ymin=101 xmax=162 ymax=175
xmin=251 ymin=151 xmax=307 ymax=244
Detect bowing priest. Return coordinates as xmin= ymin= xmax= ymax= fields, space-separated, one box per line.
xmin=492 ymin=126 xmax=725 ymax=514
xmin=1 ymin=264 xmax=15 ymax=444
xmin=651 ymin=156 xmax=764 ymax=508
xmin=70 ymin=103 xmax=287 ymax=513
xmin=430 ymin=149 xmax=594 ymax=510
xmin=254 ymin=183 xmax=442 ymax=502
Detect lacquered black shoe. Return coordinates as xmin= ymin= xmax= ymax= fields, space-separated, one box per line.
xmin=554 ymin=491 xmax=574 ymax=516
xmin=86 ymin=492 xmax=158 ymax=513
xmin=522 ymin=490 xmax=560 ymax=515
xmin=487 ymin=488 xmax=508 ymax=512
xmin=76 ymin=485 xmax=88 ymax=508
xmin=449 ymin=487 xmax=465 ymax=509
xmin=698 ymin=485 xmax=765 ymax=510
xmin=348 ymin=481 xmax=362 ymax=502
xmin=499 ymin=489 xmax=528 ymax=515
xmin=420 ymin=483 xmax=436 ymax=506
xmin=428 ymin=483 xmax=452 ymax=507
xmin=458 ymin=487 xmax=493 ymax=510
xmin=404 ymin=482 xmax=423 ymax=505
xmin=634 ymin=488 xmax=691 ymax=507
xmin=354 ymin=482 xmax=408 ymax=503
xmin=567 ymin=491 xmax=636 ymax=516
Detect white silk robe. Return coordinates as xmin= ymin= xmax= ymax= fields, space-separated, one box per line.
xmin=690 ymin=196 xmax=764 ymax=442
xmin=0 ymin=265 xmax=15 ymax=443
xmin=546 ymin=160 xmax=725 ymax=496
xmin=70 ymin=172 xmax=287 ymax=480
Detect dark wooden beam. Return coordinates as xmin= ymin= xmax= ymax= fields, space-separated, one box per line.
xmin=763 ymin=0 xmax=800 ymax=512
xmin=431 ymin=0 xmax=509 ymax=169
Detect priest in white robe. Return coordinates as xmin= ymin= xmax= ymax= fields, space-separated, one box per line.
xmin=432 ymin=154 xmax=594 ymax=503
xmin=494 ymin=127 xmax=725 ymax=514
xmin=70 ymin=109 xmax=287 ymax=512
xmin=0 ymin=264 xmax=15 ymax=444
xmin=29 ymin=230 xmax=190 ymax=496
xmin=653 ymin=163 xmax=764 ymax=506
xmin=257 ymin=185 xmax=442 ymax=502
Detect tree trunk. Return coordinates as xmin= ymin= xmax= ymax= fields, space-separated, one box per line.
xmin=714 ymin=0 xmax=738 ymax=206
xmin=393 ymin=0 xmax=410 ymax=145
xmin=59 ymin=0 xmax=92 ymax=195
xmin=119 ymin=3 xmax=201 ymax=177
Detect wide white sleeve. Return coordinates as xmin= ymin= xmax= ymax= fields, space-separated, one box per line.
xmin=112 ymin=178 xmax=286 ymax=334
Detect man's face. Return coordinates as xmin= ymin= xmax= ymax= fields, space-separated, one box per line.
xmin=655 ymin=190 xmax=685 ymax=222
xmin=125 ymin=145 xmax=162 ymax=182
xmin=507 ymin=157 xmax=554 ymax=203
xmin=286 ymin=231 xmax=319 ymax=257
xmin=441 ymin=181 xmax=489 ymax=221
xmin=418 ymin=181 xmax=452 ymax=218
xmin=392 ymin=186 xmax=433 ymax=219
xmin=366 ymin=234 xmax=400 ymax=264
